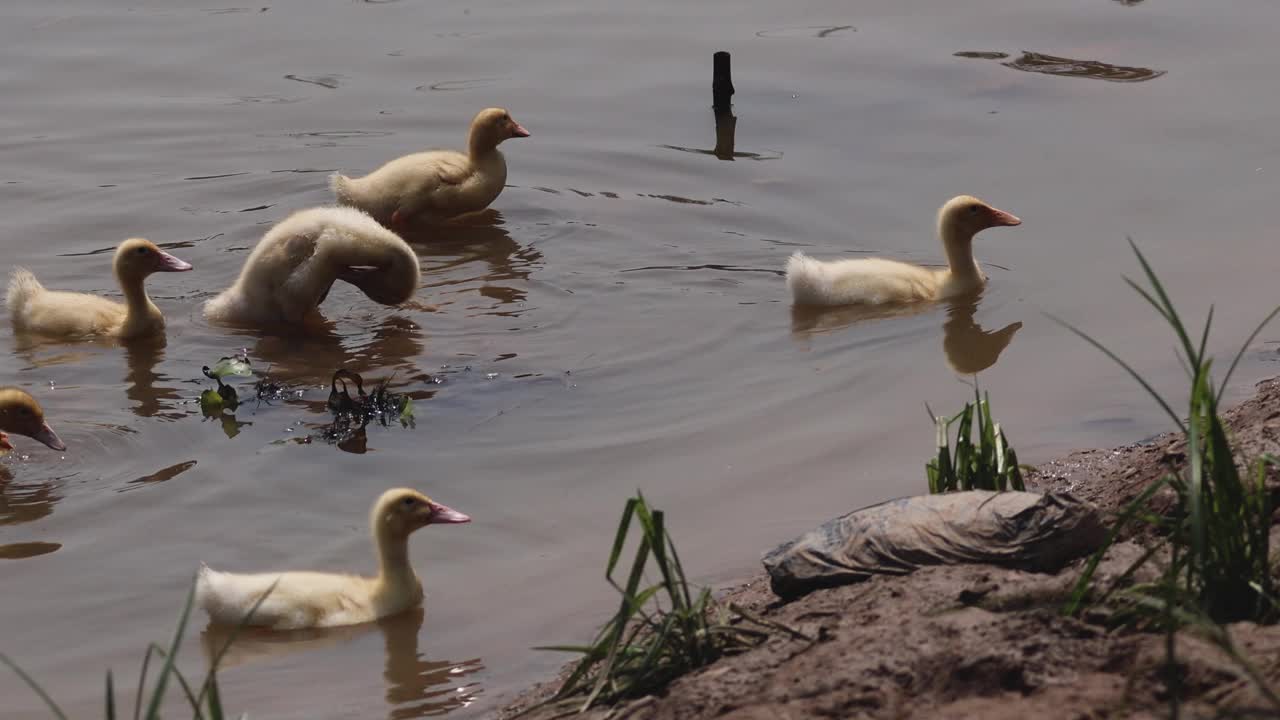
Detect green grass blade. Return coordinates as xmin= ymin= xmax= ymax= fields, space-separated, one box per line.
xmin=1195 ymin=305 xmax=1214 ymax=370
xmin=1047 ymin=312 xmax=1185 ymax=433
xmin=1186 ymin=373 xmax=1206 ymax=591
xmin=605 ymin=497 xmax=639 ymax=579
xmin=197 ymin=579 xmax=279 ymax=706
xmin=1065 ymin=474 xmax=1171 ymax=615
xmin=149 ymin=645 xmax=206 ymax=720
xmin=0 ymin=653 xmax=70 ymax=720
xmin=132 ymin=644 xmax=155 ymax=720
xmin=1121 ymin=276 xmax=1174 ymax=327
xmin=1217 ymin=303 xmax=1280 ymax=405
xmin=1127 ymin=239 xmax=1199 ymax=364
xmin=206 ymin=672 xmax=225 ymax=720
xmin=142 ymin=579 xmax=197 ymax=720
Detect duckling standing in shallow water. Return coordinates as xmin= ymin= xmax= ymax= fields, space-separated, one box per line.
xmin=195 ymin=488 xmax=470 ymax=630
xmin=6 ymin=239 xmax=193 ymax=340
xmin=786 ymin=195 xmax=1021 ymax=307
xmin=330 ymin=107 xmax=530 ymax=229
xmin=204 ymin=206 xmax=420 ymax=329
xmin=0 ymin=387 xmax=66 ymax=452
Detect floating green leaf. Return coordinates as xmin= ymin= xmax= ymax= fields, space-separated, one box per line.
xmin=202 ymin=354 xmax=252 ymax=381
xmin=199 ymin=385 xmax=239 ymax=414
xmin=398 ymin=397 xmax=415 ymax=426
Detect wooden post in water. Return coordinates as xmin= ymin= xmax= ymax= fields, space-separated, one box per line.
xmin=712 ymin=50 xmax=734 ymax=109
xmin=712 ymin=51 xmax=737 ymax=160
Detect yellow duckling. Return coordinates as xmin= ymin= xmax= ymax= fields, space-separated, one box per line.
xmin=7 ymin=239 xmax=193 ymax=339
xmin=786 ymin=195 xmax=1021 ymax=306
xmin=330 ymin=107 xmax=530 ymax=229
xmin=204 ymin=206 xmax=420 ymax=328
xmin=0 ymin=387 xmax=66 ymax=451
xmin=195 ymin=488 xmax=470 ymax=630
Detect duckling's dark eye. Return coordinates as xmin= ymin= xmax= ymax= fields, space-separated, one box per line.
xmin=402 ymin=497 xmax=416 ymax=507
xmin=18 ymin=407 xmax=32 ymax=416
xmin=968 ymin=205 xmax=981 ymax=215
xmin=135 ymin=247 xmax=150 ymax=255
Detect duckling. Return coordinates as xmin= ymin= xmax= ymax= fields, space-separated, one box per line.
xmin=786 ymin=196 xmax=1021 ymax=307
xmin=204 ymin=206 xmax=420 ymax=328
xmin=196 ymin=488 xmax=470 ymax=630
xmin=330 ymin=107 xmax=530 ymax=229
xmin=7 ymin=239 xmax=193 ymax=339
xmin=0 ymin=387 xmax=66 ymax=451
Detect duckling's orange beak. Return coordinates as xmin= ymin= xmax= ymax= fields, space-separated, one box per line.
xmin=32 ymin=422 xmax=66 ymax=451
xmin=427 ymin=501 xmax=471 ymax=525
xmin=989 ymin=207 xmax=1022 ymax=227
xmin=156 ymin=250 xmax=194 ymax=272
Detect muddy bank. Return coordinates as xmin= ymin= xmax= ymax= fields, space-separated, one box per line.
xmin=497 ymin=378 xmax=1280 ymax=720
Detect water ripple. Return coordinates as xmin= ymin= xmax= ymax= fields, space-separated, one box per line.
xmin=416 ymin=78 xmax=502 ymax=92
xmin=283 ymin=73 xmax=345 ymax=89
xmin=756 ymin=25 xmax=855 ymax=39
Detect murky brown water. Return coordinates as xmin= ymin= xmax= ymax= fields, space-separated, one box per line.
xmin=4 ymin=0 xmax=1280 ymax=716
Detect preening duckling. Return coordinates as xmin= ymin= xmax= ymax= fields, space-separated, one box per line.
xmin=786 ymin=195 xmax=1021 ymax=307
xmin=7 ymin=239 xmax=193 ymax=339
xmin=330 ymin=107 xmax=530 ymax=229
xmin=204 ymin=206 xmax=420 ymax=329
xmin=195 ymin=488 xmax=470 ymax=630
xmin=0 ymin=387 xmax=66 ymax=451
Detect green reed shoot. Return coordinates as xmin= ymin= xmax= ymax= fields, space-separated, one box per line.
xmin=1054 ymin=240 xmax=1280 ymax=712
xmin=2 ymin=576 xmax=276 ymax=720
xmin=926 ymin=388 xmax=1025 ymax=494
xmin=1057 ymin=239 xmax=1278 ymax=625
xmin=531 ymin=493 xmax=779 ymax=715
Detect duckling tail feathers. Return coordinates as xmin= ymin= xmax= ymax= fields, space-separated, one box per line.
xmin=6 ymin=268 xmax=44 ymax=320
xmin=329 ymin=173 xmax=355 ymax=204
xmin=785 ymin=252 xmax=834 ymax=306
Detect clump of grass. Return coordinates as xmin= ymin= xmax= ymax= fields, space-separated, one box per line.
xmin=1055 ymin=240 xmax=1280 ymax=713
xmin=1058 ymin=240 xmax=1278 ymax=626
xmin=926 ymin=387 xmax=1025 ymax=494
xmin=2 ymin=577 xmax=273 ymax=720
xmin=530 ymin=493 xmax=794 ymax=715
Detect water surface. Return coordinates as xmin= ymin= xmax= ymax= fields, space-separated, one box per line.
xmin=4 ymin=0 xmax=1280 ymax=717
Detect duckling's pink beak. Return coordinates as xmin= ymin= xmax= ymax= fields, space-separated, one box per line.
xmin=428 ymin=501 xmax=471 ymax=525
xmin=990 ymin=208 xmax=1022 ymax=227
xmin=510 ymin=122 xmax=531 ymax=138
xmin=0 ymin=432 xmax=11 ymax=451
xmin=32 ymin=422 xmax=66 ymax=451
xmin=156 ymin=250 xmax=194 ymax=272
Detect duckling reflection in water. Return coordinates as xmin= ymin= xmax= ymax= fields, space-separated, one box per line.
xmin=790 ymin=292 xmax=1021 ymax=375
xmin=201 ymin=607 xmax=484 ymax=717
xmin=942 ymin=297 xmax=1021 ymax=375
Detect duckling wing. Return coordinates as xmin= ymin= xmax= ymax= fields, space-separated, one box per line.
xmin=15 ymin=289 xmax=127 ymax=336
xmin=197 ymin=566 xmax=377 ymax=630
xmin=428 ymin=152 xmax=471 ymax=186
xmin=787 ymin=253 xmax=939 ymax=306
